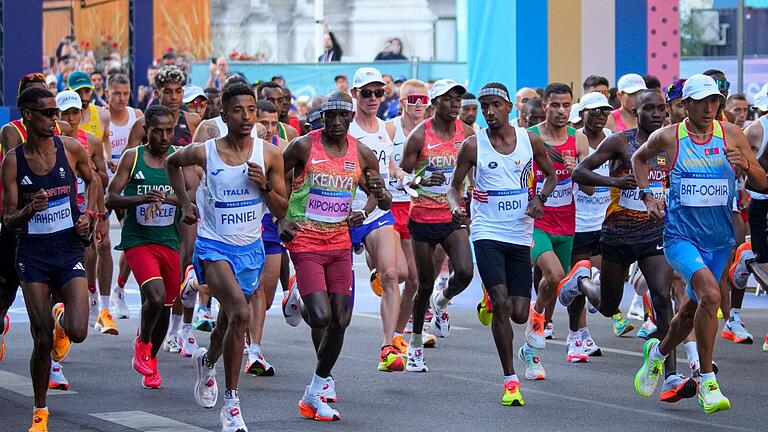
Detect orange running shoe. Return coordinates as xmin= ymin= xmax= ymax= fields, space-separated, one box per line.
xmin=51 ymin=304 xmax=70 ymax=362
xmin=392 ymin=335 xmax=408 ymax=354
xmin=525 ymin=303 xmax=546 ymax=349
xmin=28 ymin=408 xmax=49 ymax=432
xmin=377 ymin=345 xmax=405 ymax=372
xmin=370 ymin=269 xmax=383 ymax=297
xmin=94 ymin=308 xmax=119 ymax=335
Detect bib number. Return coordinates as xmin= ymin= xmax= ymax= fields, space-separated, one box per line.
xmin=619 ymin=182 xmax=663 ymax=211
xmin=137 ymin=203 xmax=176 ymax=226
xmin=422 ymin=167 xmax=454 ymax=195
xmin=680 ymin=173 xmax=729 ymax=207
xmin=28 ymin=197 xmax=74 ymax=235
xmin=483 ymin=189 xmax=528 ymax=220
xmin=536 ymin=178 xmax=573 ymax=207
xmin=576 ymin=186 xmax=610 ymax=213
xmin=214 ymin=199 xmax=263 ymax=235
xmin=306 ymin=189 xmax=351 ymax=223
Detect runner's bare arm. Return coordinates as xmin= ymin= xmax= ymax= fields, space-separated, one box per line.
xmin=357 ymin=141 xmax=392 ymax=211
xmin=399 ymin=123 xmax=425 ymax=174
xmin=165 ymin=143 xmax=208 ymax=213
xmin=261 ymin=144 xmax=288 ymax=219
xmin=573 ymin=134 xmax=629 ymax=188
xmin=631 ymin=126 xmax=677 ymax=189
xmin=86 ymin=131 xmax=109 ymax=188
xmin=530 ymin=132 xmax=557 ymax=197
xmin=723 ymin=122 xmax=767 ymax=191
xmin=125 ymin=117 xmax=146 ymax=151
xmin=605 ymin=114 xmax=617 ymax=132
xmin=574 ymin=131 xmax=595 ymax=195
xmin=185 ymin=111 xmax=201 ymax=137
xmin=192 ymin=118 xmax=220 ymax=142
xmin=743 ymin=121 xmax=766 ymax=169
xmin=447 ymin=135 xmax=477 ymax=213
xmin=0 ymin=150 xmax=29 ymax=230
xmin=461 ymin=122 xmax=476 ymax=138
xmin=106 ymin=148 xmax=158 ymax=210
xmin=0 ymin=124 xmax=20 ymax=155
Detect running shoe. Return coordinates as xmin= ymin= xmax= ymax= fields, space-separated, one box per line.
xmin=566 ymin=338 xmax=589 ymax=363
xmin=110 ymin=287 xmax=130 ymax=319
xmin=132 ymin=337 xmax=154 ymax=376
xmin=721 ymin=318 xmax=754 ymax=344
xmin=370 ymin=269 xmax=383 ymax=297
xmin=392 ymin=335 xmax=408 ymax=354
xmin=193 ymin=307 xmax=216 ymax=332
xmin=0 ymin=315 xmax=9 ymax=363
xmin=378 ymin=345 xmax=405 ymax=372
xmin=179 ymin=265 xmax=199 ymax=309
xmin=299 ymin=386 xmax=340 ymax=421
xmin=698 ymin=379 xmax=730 ymax=414
xmin=501 ymin=379 xmax=525 ymax=406
xmin=404 ymin=318 xmax=413 ymax=334
xmin=517 ymin=345 xmax=545 ymax=380
xmin=28 ymin=408 xmax=48 ymax=432
xmin=637 ymin=318 xmax=657 ymax=339
xmin=634 ymin=338 xmax=664 ymax=397
xmin=48 ymin=361 xmax=69 ymax=390
xmin=221 ymin=402 xmax=249 ymax=431
xmin=88 ymin=289 xmax=98 ymax=327
xmin=660 ymin=374 xmax=697 ymax=403
xmin=244 ymin=349 xmax=275 ymax=376
xmin=558 ymin=260 xmax=591 ymax=306
xmin=94 ymin=308 xmax=119 ymax=335
xmin=423 ymin=331 xmax=437 ymax=348
xmin=282 ymin=274 xmax=303 ymax=327
xmin=544 ymin=322 xmax=554 ymax=340
xmin=142 ymin=357 xmax=162 ymax=389
xmin=525 ymin=305 xmax=546 ymax=349
xmin=322 ymin=376 xmax=337 ymax=403
xmin=434 ymin=274 xmax=449 ymax=291
xmin=612 ymin=312 xmax=634 ymax=337
xmin=163 ymin=333 xmax=182 ymax=353
xmin=429 ymin=289 xmax=450 ymax=338
xmin=729 ymin=241 xmax=754 ymax=290
xmin=583 ymin=335 xmax=602 ymax=356
xmin=476 ymin=285 xmax=493 ymax=326
xmin=627 ymin=294 xmax=645 ymax=321
xmin=405 ymin=345 xmax=428 ymax=372
xmin=51 ymin=303 xmax=70 ymax=362
xmin=180 ymin=329 xmax=199 ymax=357
xmin=193 ymin=347 xmax=218 ymax=408
xmin=764 ymin=334 xmax=768 ymax=352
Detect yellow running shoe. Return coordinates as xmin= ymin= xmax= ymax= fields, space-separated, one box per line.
xmin=377 ymin=345 xmax=405 ymax=372
xmin=476 ymin=284 xmax=493 ymax=326
xmin=502 ymin=380 xmax=525 ymax=406
xmin=392 ymin=335 xmax=409 ymax=354
xmin=28 ymin=408 xmax=48 ymax=432
xmin=370 ymin=269 xmax=382 ymax=297
xmin=94 ymin=308 xmax=119 ymax=335
xmin=51 ymin=303 xmax=70 ymax=362
xmin=698 ymin=379 xmax=730 ymax=414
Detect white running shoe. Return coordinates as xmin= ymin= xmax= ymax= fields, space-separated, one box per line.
xmin=163 ymin=333 xmax=182 ymax=353
xmin=193 ymin=348 xmax=218 ymax=409
xmin=282 ymin=275 xmax=303 ymax=327
xmin=731 ymin=243 xmax=755 ymax=290
xmin=322 ymin=376 xmax=337 ymax=403
xmin=627 ymin=293 xmax=645 ymax=321
xmin=429 ymin=290 xmax=450 ymax=338
xmin=180 ymin=266 xmax=199 ymax=309
xmin=244 ymin=349 xmax=275 ymax=376
xmin=405 ymin=346 xmax=429 ymax=372
xmin=299 ymin=386 xmax=340 ymax=421
xmin=180 ymin=329 xmax=199 ymax=358
xmin=517 ymin=345 xmax=546 ymax=380
xmin=88 ymin=290 xmax=98 ymax=327
xmin=220 ymin=402 xmax=248 ymax=432
xmin=583 ymin=335 xmax=602 ymax=356
xmin=544 ymin=322 xmax=554 ymax=340
xmin=109 ymin=287 xmax=130 ymax=319
xmin=566 ymin=337 xmax=589 ymax=363
xmin=48 ymin=361 xmax=69 ymax=390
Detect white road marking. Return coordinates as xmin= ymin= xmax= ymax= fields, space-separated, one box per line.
xmin=0 ymin=371 xmax=76 ymax=396
xmin=352 ymin=312 xmax=470 ymax=330
xmin=546 ymin=339 xmax=687 ymax=363
xmin=90 ymin=411 xmax=211 ymax=432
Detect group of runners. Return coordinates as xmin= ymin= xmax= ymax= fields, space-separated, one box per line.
xmin=1 ymin=64 xmax=767 ymax=432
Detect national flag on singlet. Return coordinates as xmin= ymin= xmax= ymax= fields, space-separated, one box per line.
xmin=344 ymin=161 xmax=356 ymax=171
xmin=704 ymin=148 xmax=720 ymax=156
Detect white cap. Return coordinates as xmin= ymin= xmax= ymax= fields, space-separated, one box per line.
xmin=56 ymin=90 xmax=82 ymax=111
xmin=579 ymin=92 xmax=613 ymax=111
xmin=617 ymin=73 xmax=647 ymax=94
xmin=45 ymin=74 xmax=57 ymax=86
xmin=182 ymin=85 xmax=207 ymax=104
xmin=352 ymin=67 xmax=385 ymax=89
xmin=569 ymin=102 xmax=582 ymax=124
xmin=429 ymin=79 xmax=466 ymax=101
xmin=682 ymin=74 xmax=725 ymax=101
xmin=753 ymin=93 xmax=768 ymax=112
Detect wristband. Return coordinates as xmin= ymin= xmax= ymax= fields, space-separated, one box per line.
xmin=639 ymin=188 xmax=654 ymax=200
xmin=537 ymin=193 xmax=548 ymax=204
xmin=83 ymin=209 xmax=95 ymax=221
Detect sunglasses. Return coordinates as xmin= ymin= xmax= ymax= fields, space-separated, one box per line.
xmin=188 ymin=99 xmax=207 ymax=109
xmin=360 ymin=88 xmax=385 ymax=99
xmin=406 ymin=94 xmax=429 ymax=105
xmin=27 ymin=107 xmax=60 ymax=118
xmin=715 ymin=79 xmax=730 ymax=92
xmin=584 ymin=107 xmax=612 ymax=116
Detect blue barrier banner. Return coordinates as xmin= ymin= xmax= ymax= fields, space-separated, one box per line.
xmin=0 ymin=107 xmax=10 ymax=128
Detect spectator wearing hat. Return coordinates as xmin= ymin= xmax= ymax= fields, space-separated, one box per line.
xmin=183 ymin=85 xmax=208 ymax=118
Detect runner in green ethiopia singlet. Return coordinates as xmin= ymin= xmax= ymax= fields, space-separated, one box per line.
xmin=115 ymin=145 xmax=181 ymax=251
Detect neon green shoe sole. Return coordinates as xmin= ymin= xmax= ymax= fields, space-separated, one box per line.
xmin=634 ymin=338 xmax=661 ymax=397
xmin=698 ymin=394 xmax=731 ymax=414
xmin=502 ymin=388 xmax=525 ymax=406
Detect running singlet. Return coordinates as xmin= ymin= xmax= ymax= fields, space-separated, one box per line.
xmin=109 ymin=107 xmax=138 ymax=166
xmin=611 ymin=109 xmax=629 ymax=132
xmin=286 ymin=129 xmax=360 ymax=253
xmin=278 ymin=122 xmax=289 ymax=141
xmin=575 ymin=129 xmax=612 ymax=233
xmin=747 ymin=116 xmax=768 ymax=200
xmin=15 ymin=136 xmax=79 ymax=240
xmin=116 ymin=145 xmax=180 ymax=251
xmin=602 ymin=129 xmax=667 ymax=245
xmin=530 ymin=125 xmax=576 ymax=236
xmin=173 ymin=111 xmax=193 ymax=147
xmin=410 ymin=119 xmax=465 ymax=224
xmin=389 ymin=117 xmax=410 ymax=203
xmin=666 ymin=121 xmax=736 ymax=251
xmin=349 ymin=117 xmax=392 ymax=222
xmin=471 ymin=127 xmax=534 ymax=246
xmin=80 ymin=104 xmax=103 ymax=139
xmin=196 ymin=138 xmax=266 ymax=246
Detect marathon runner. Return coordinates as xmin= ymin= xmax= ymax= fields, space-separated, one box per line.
xmin=460 ymin=93 xmax=480 ymax=132
xmin=520 ymin=99 xmax=545 ymax=129
xmin=511 ymin=87 xmax=539 ymax=127
xmin=632 ymin=74 xmax=765 ymax=413
xmin=399 ymin=79 xmax=476 ymax=371
xmin=279 ymin=90 xmax=388 ymax=420
xmin=107 ymin=105 xmax=185 ymax=389
xmin=666 ymin=79 xmax=687 ymax=125
xmin=570 ymin=90 xmax=696 ymax=402
xmin=2 ymin=87 xmax=98 ymax=432
xmin=449 ymin=82 xmax=556 ymax=405
xmin=702 ymin=69 xmax=730 ymax=120
xmin=610 ymin=74 xmax=647 ymax=132
xmin=256 ymin=81 xmax=299 ymax=142
xmin=724 ymin=94 xmax=748 ymax=128
xmin=167 ymin=82 xmax=287 ymax=431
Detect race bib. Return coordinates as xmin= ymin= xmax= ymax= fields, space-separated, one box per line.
xmin=483 ymin=188 xmax=529 ymax=220
xmin=137 ymin=203 xmax=176 ymax=226
xmin=576 ymin=186 xmax=610 ymax=214
xmin=422 ymin=167 xmax=454 ymax=195
xmin=28 ymin=196 xmax=74 ymax=234
xmin=619 ymin=181 xmax=663 ymax=211
xmin=214 ymin=198 xmax=264 ymax=235
xmin=536 ymin=178 xmax=573 ymax=207
xmin=306 ymin=188 xmax=352 ymax=223
xmin=680 ymin=173 xmax=729 ymax=207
